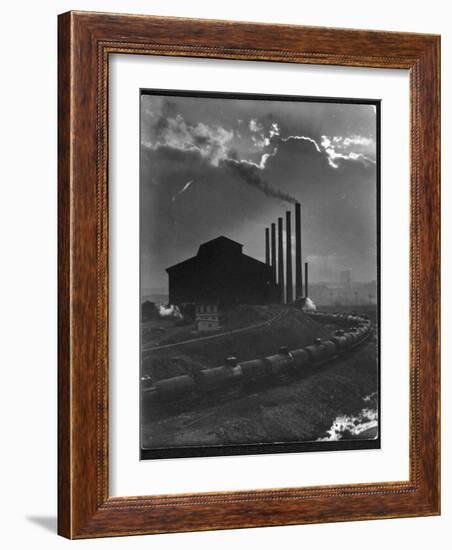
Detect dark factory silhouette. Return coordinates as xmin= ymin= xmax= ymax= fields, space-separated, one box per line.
xmin=166 ymin=235 xmax=278 ymax=306
xmin=166 ymin=202 xmax=308 ymax=308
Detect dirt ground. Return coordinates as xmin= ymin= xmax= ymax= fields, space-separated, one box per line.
xmin=142 ymin=304 xmax=332 ymax=381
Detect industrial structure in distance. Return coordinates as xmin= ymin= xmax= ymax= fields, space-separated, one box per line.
xmin=166 ymin=201 xmax=310 ymax=313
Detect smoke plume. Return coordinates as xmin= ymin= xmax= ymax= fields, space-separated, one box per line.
xmin=222 ymin=158 xmax=297 ymax=204
xmin=158 ymin=304 xmax=183 ymax=319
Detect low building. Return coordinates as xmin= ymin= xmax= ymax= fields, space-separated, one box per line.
xmin=195 ymin=304 xmax=221 ymax=331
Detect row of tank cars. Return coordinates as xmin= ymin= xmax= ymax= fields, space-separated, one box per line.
xmin=142 ymin=311 xmax=373 ymax=403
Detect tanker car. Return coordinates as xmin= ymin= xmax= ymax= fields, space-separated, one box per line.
xmin=142 ymin=311 xmax=372 ymax=402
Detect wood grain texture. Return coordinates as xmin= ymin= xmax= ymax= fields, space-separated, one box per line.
xmin=57 ymin=11 xmax=72 ymax=538
xmin=57 ymin=11 xmax=440 ymax=539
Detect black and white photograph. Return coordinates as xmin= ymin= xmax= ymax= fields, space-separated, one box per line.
xmin=1 ymin=0 xmax=445 ymax=545
xmin=140 ymin=90 xmax=380 ymax=459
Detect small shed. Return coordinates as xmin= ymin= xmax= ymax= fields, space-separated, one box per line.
xmin=195 ymin=304 xmax=221 ymax=331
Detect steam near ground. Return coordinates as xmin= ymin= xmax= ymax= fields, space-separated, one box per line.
xmin=302 ymin=297 xmax=317 ymax=311
xmin=158 ymin=304 xmax=182 ymax=319
xmin=317 ymin=392 xmax=378 ymax=441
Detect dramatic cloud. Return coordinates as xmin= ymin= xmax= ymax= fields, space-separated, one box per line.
xmin=142 ymin=110 xmax=378 ymax=204
xmin=251 ymin=133 xmax=270 ymax=149
xmin=280 ymin=134 xmax=322 ymax=152
xmin=143 ymin=106 xmax=376 ymax=198
xmin=249 ymin=118 xmax=263 ymax=133
xmin=323 ymin=149 xmax=376 ymax=169
xmin=140 ymin=94 xmax=378 ymax=289
xmin=269 ymin=122 xmax=280 ymax=138
xmin=234 ymin=132 xmax=324 ymax=176
xmin=143 ymin=114 xmax=233 ymax=167
xmin=343 ymin=136 xmax=373 ymax=147
xmin=143 ymin=113 xmax=325 ymax=204
xmin=320 ymin=134 xmax=376 ymax=168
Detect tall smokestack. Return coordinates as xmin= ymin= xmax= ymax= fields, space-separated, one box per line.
xmin=265 ymin=227 xmax=270 ymax=265
xmin=271 ymin=223 xmax=276 ymax=283
xmin=286 ymin=211 xmax=293 ymax=303
xmin=305 ymin=261 xmax=309 ymax=298
xmin=295 ymin=202 xmax=303 ymax=299
xmin=278 ymin=217 xmax=285 ymax=303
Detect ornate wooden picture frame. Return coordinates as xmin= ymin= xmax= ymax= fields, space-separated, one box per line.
xmin=58 ymin=11 xmax=440 ymax=539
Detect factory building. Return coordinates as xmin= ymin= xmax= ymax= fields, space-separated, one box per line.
xmin=166 ymin=236 xmax=278 ymax=307
xmin=166 ymin=202 xmax=308 ymax=307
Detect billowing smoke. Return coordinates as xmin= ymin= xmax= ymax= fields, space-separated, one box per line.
xmin=302 ymin=297 xmax=317 ymax=311
xmin=222 ymin=158 xmax=297 ymax=204
xmin=158 ymin=304 xmax=183 ymax=319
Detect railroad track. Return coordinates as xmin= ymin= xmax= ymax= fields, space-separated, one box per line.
xmin=142 ymin=310 xmax=373 ymax=404
xmin=142 ymin=309 xmax=285 ymax=354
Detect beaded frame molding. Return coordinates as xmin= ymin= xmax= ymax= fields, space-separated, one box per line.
xmin=58 ymin=11 xmax=440 ymax=539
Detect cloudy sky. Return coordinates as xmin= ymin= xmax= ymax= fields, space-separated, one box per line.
xmin=140 ymin=91 xmax=378 ymax=292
